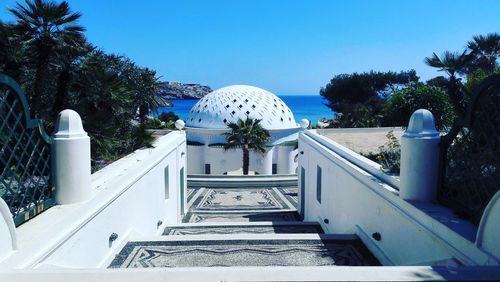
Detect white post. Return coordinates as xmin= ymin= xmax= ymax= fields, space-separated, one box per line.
xmin=400 ymin=109 xmax=441 ymax=201
xmin=262 ymin=148 xmax=274 ymax=175
xmin=53 ymin=110 xmax=92 ymax=204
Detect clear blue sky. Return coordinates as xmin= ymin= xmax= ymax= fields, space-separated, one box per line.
xmin=1 ymin=0 xmax=499 ymax=94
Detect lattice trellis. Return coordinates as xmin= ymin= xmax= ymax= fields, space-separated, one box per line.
xmin=439 ymin=74 xmax=500 ymax=225
xmin=0 ymin=73 xmax=54 ymax=226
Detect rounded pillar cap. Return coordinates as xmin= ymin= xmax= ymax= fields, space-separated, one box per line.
xmin=299 ymin=118 xmax=310 ymax=129
xmin=175 ymin=119 xmax=186 ymax=130
xmin=403 ymin=109 xmax=440 ymax=138
xmin=53 ymin=109 xmax=87 ymax=138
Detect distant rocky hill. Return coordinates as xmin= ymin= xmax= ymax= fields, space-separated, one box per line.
xmin=157 ymin=81 xmax=212 ymax=100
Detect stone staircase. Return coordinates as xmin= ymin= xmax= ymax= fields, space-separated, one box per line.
xmin=108 ymin=186 xmax=380 ymax=268
xmin=163 ymin=222 xmax=323 ymax=235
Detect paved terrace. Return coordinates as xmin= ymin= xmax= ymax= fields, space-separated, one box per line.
xmin=108 ymin=179 xmax=380 ymax=268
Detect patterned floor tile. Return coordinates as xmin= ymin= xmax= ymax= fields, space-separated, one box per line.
xmin=163 ymin=224 xmax=324 ymax=235
xmin=184 ymin=186 xmax=299 ymax=223
xmin=109 ymin=239 xmax=380 ymax=268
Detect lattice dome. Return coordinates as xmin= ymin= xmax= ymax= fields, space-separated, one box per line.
xmin=186 ymin=85 xmax=297 ymax=129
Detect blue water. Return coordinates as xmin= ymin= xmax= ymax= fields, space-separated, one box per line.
xmin=155 ymin=95 xmax=333 ymax=125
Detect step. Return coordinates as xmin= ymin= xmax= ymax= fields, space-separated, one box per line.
xmin=163 ymin=222 xmax=323 ymax=235
xmin=183 ymin=211 xmax=300 ymax=223
xmin=187 ymin=174 xmax=298 ymax=188
xmin=108 ymin=234 xmax=380 ymax=268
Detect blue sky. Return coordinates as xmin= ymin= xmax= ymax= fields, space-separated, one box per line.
xmin=1 ymin=0 xmax=499 ymax=94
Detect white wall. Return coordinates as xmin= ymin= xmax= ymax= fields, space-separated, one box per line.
xmin=186 ymin=145 xmax=205 ymax=174
xmin=0 ymin=198 xmax=16 ymax=262
xmin=0 ymin=132 xmax=186 ymax=269
xmin=298 ymin=131 xmax=497 ymax=266
xmin=186 ymin=126 xmax=300 ymax=175
xmin=188 ymin=145 xmax=298 ymax=175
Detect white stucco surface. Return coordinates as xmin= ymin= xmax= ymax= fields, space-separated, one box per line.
xmin=52 ymin=110 xmax=92 ymax=205
xmin=476 ymin=190 xmax=500 ymax=260
xmin=186 ymin=85 xmax=296 ymax=129
xmin=184 ymin=85 xmax=301 ymax=175
xmin=187 ymin=144 xmax=298 ymax=175
xmin=400 ymin=109 xmax=441 ymax=201
xmin=1 ymin=265 xmax=500 ymax=281
xmin=0 ymin=132 xmax=186 ymax=269
xmin=298 ymin=130 xmax=498 ymax=266
xmin=0 ymin=198 xmax=16 ymax=262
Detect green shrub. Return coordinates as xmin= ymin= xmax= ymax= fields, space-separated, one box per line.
xmin=158 ymin=111 xmax=179 ymax=122
xmin=383 ymin=83 xmax=454 ymax=130
xmin=147 ymin=118 xmax=174 ymax=129
xmin=320 ymin=70 xmax=419 ymax=128
xmin=363 ymin=131 xmax=401 ymax=175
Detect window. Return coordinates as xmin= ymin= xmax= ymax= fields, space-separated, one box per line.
xmin=164 ymin=166 xmax=169 ymax=199
xmin=272 ymin=164 xmax=277 ymax=174
xmin=205 ymin=164 xmax=211 ymax=174
xmin=316 ymin=165 xmax=322 ymax=203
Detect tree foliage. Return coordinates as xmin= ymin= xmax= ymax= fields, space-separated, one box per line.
xmin=383 ymin=83 xmax=454 ymax=130
xmin=320 ymin=70 xmax=418 ymax=127
xmin=425 ymin=33 xmax=499 ymax=225
xmin=0 ymin=0 xmax=161 ymax=170
xmin=223 ymin=118 xmax=270 ymax=175
xmin=158 ymin=111 xmax=180 ymax=122
xmin=424 ymin=32 xmax=499 ymax=119
xmin=426 ymin=76 xmax=449 ymax=89
xmin=8 ymin=0 xmax=87 ymax=115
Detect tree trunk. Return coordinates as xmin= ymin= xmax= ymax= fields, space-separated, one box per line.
xmin=138 ymin=104 xmax=149 ymax=125
xmin=32 ymin=46 xmax=51 ymax=117
xmin=52 ymin=68 xmax=71 ymax=118
xmin=447 ymin=75 xmax=466 ymax=119
xmin=242 ymin=146 xmax=249 ymax=175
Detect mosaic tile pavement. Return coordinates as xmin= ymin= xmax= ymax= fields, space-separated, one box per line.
xmin=163 ymin=224 xmax=324 ymax=235
xmin=184 ymin=186 xmax=299 ymax=223
xmin=108 ymin=185 xmax=381 ymax=268
xmin=109 ymin=239 xmax=380 ymax=268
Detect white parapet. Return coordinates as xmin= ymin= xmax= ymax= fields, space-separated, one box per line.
xmin=476 ymin=190 xmax=500 ymax=260
xmin=52 ymin=110 xmax=93 ymax=205
xmin=0 ymin=197 xmax=16 ymax=262
xmin=400 ymin=109 xmax=440 ymax=201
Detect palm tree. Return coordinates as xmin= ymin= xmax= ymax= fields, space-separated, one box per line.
xmin=467 ymin=33 xmax=500 ymax=73
xmin=424 ymin=51 xmax=472 ymax=117
xmin=0 ymin=22 xmax=25 ymax=81
xmin=424 ymin=50 xmax=471 ymax=78
xmin=132 ymin=68 xmax=162 ymax=125
xmin=52 ymin=42 xmax=93 ymax=117
xmin=9 ymin=0 xmax=86 ymax=116
xmin=223 ymin=118 xmax=271 ymax=175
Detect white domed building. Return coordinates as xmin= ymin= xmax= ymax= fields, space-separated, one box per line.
xmin=184 ymin=85 xmax=306 ymax=175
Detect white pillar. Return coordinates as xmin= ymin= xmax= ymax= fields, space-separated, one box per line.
xmin=53 ymin=110 xmax=92 ymax=204
xmin=262 ymin=148 xmax=274 ymax=175
xmin=400 ymin=109 xmax=441 ymax=201
xmin=289 ymin=149 xmax=299 ymax=174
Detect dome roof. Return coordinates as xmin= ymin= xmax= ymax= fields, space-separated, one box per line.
xmin=186 ymin=85 xmax=297 ymax=129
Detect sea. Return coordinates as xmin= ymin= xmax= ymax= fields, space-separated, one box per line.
xmin=155 ymin=95 xmax=333 ymax=125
